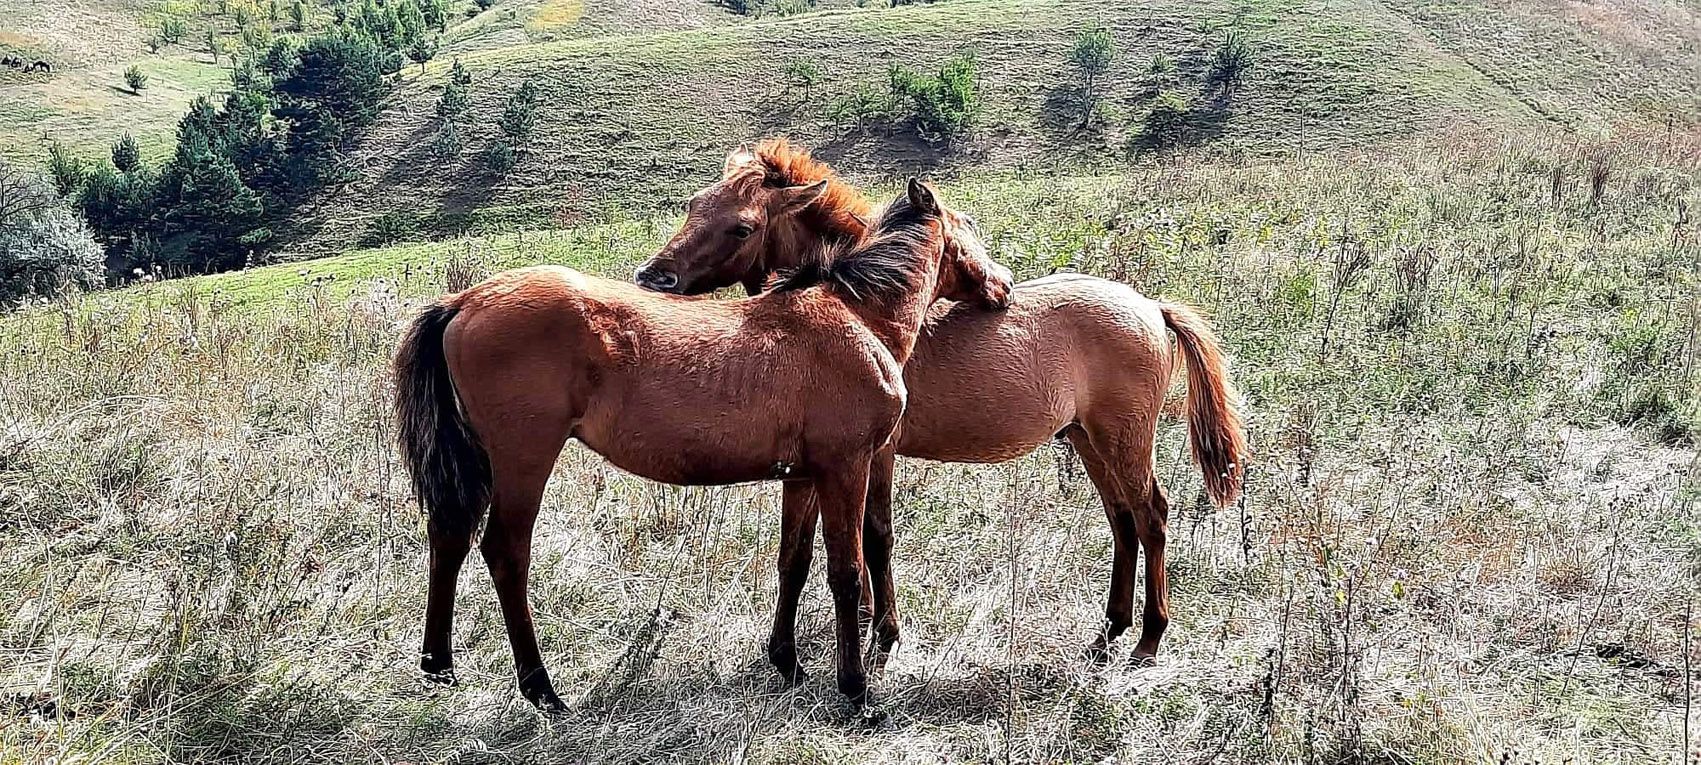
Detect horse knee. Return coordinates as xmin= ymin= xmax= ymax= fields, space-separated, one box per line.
xmin=776 ymin=547 xmax=812 ymax=579
xmin=826 ymin=562 xmax=862 ymax=598
xmin=480 ymin=540 xmax=529 ymax=581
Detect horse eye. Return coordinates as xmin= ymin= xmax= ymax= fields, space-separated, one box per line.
xmin=732 ymin=223 xmax=755 ymax=239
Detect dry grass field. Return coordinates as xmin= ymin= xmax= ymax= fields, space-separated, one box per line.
xmin=4 ymin=126 xmax=1699 ymax=763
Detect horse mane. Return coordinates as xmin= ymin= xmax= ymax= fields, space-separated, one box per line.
xmin=752 ymin=137 xmax=872 ymax=244
xmin=774 ymin=192 xmax=934 ymax=303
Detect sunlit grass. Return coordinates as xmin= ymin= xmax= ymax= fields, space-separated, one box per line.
xmin=3 ymin=129 xmax=1698 ymax=763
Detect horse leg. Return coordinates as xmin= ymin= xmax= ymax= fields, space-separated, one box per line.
xmin=862 ymin=447 xmax=900 ymax=655
xmin=1131 ymin=476 xmax=1171 ymax=662
xmin=1068 ymin=428 xmax=1139 ymax=663
xmin=480 ymin=463 xmax=564 ymax=711
xmin=420 ymin=526 xmax=473 ymax=684
xmin=767 ymin=480 xmax=819 ymax=683
xmin=816 ymin=460 xmax=871 ymax=705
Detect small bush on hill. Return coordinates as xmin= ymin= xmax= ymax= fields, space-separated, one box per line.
xmin=361 ymin=209 xmax=421 ymax=247
xmin=407 ymin=36 xmax=437 ymax=72
xmin=499 ymin=79 xmax=540 ymax=143
xmin=47 ymin=143 xmax=84 ymax=196
xmin=784 ymin=60 xmax=823 ymax=102
xmin=0 ymin=163 xmax=103 ymax=304
xmin=1131 ymin=89 xmax=1191 ymax=153
xmin=482 ymin=141 xmax=516 ymax=174
xmin=158 ymin=17 xmax=188 ymax=44
xmin=124 ymin=66 xmax=149 ymax=93
xmin=888 ymin=53 xmax=979 ymax=144
xmin=765 ymin=0 xmax=814 ymax=15
xmin=1067 ymin=27 xmax=1113 ymax=127
xmin=111 ymin=134 xmax=141 ymax=174
xmin=483 ymin=79 xmax=539 ymax=175
xmin=827 ymin=82 xmax=895 ymax=134
xmin=436 ymin=59 xmax=472 ymax=122
xmin=1207 ymin=30 xmax=1253 ymax=96
xmin=431 ymin=120 xmax=463 ymax=157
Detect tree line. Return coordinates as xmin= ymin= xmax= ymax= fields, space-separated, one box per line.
xmin=49 ymin=0 xmax=450 ymax=279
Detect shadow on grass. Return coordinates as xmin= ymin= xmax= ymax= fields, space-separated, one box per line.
xmin=814 ymin=125 xmax=951 ymax=177
xmin=1040 ymin=85 xmax=1091 ymax=139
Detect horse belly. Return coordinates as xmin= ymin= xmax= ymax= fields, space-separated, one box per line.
xmin=574 ymin=415 xmax=795 ymax=487
xmin=896 ymin=356 xmax=1072 ymax=464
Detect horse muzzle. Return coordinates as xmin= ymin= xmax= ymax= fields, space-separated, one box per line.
xmin=634 ymin=265 xmax=681 ymax=293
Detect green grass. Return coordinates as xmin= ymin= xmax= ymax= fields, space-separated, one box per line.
xmin=295 ymin=0 xmax=1700 ymax=255
xmin=4 ymin=130 xmax=1698 ymax=764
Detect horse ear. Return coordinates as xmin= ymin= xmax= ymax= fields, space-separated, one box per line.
xmin=908 ymin=177 xmax=940 ymax=216
xmin=778 ymin=179 xmax=829 ymax=213
xmin=723 ymin=144 xmax=759 ymax=177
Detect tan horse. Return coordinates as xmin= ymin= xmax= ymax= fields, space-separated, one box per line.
xmin=395 ymin=179 xmax=1011 ymax=710
xmin=635 ymin=139 xmax=1248 ymax=663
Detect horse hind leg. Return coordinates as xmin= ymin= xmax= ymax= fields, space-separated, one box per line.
xmin=476 ymin=423 xmax=572 ymax=712
xmin=421 ymin=525 xmax=473 ymax=685
xmin=862 ymin=448 xmax=900 ymax=657
xmin=1131 ymin=476 xmax=1171 ymax=663
xmin=1068 ymin=428 xmax=1140 ymax=664
xmin=480 ymin=461 xmax=564 ymax=710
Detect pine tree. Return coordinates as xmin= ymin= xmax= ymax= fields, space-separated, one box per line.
xmin=46 ymin=143 xmax=85 ymax=197
xmin=124 ymin=65 xmax=149 ymax=93
xmin=436 ymin=69 xmax=469 ymax=122
xmin=111 ymin=134 xmax=141 ymax=174
xmin=407 ymin=35 xmax=437 ymax=73
xmin=499 ymin=79 xmax=540 ymax=143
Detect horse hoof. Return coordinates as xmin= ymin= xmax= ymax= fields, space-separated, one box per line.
xmin=773 ymin=662 xmax=808 ymax=686
xmin=852 ymin=704 xmax=895 ymax=732
xmin=767 ymin=643 xmax=808 ymax=685
xmin=518 ymin=667 xmax=565 ymax=714
xmin=420 ymin=654 xmax=457 ymax=686
xmin=837 ymin=672 xmax=868 ymax=707
xmin=1084 ymin=641 xmax=1112 ymax=666
xmin=1131 ymin=651 xmax=1159 ymax=668
xmin=422 ymin=667 xmax=458 ymax=687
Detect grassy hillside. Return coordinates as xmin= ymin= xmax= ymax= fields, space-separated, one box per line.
xmin=0 ymin=0 xmax=756 ymax=166
xmin=0 ymin=0 xmax=231 ymax=164
xmin=286 ymin=0 xmax=1700 ymax=254
xmin=3 ymin=131 xmax=1699 ymax=764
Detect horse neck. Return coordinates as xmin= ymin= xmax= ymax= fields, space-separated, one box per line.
xmin=841 ymin=251 xmax=943 ymax=366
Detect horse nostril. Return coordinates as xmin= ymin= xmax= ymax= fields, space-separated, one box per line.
xmin=635 ymin=267 xmax=680 ymax=292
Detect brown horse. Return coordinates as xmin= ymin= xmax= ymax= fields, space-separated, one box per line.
xmin=394 ymin=179 xmax=1011 ymax=710
xmin=635 ymin=139 xmax=1248 ymax=663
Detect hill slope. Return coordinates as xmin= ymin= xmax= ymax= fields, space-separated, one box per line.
xmin=285 ymin=0 xmax=1700 ymax=255
xmin=0 ymin=0 xmax=759 ymax=166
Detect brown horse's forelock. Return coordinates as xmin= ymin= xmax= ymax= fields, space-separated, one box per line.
xmin=774 ymin=193 xmax=934 ymax=303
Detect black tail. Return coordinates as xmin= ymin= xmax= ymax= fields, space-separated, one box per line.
xmin=394 ymin=301 xmax=490 ymax=539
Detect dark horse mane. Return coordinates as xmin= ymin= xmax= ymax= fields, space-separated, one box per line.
xmin=774 ymin=192 xmax=935 ymax=303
